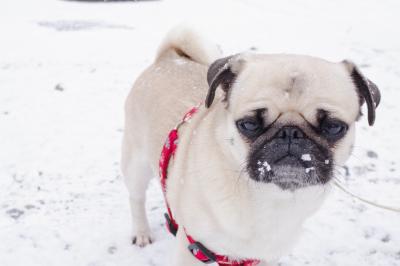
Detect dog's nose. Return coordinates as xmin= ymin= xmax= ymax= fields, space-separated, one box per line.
xmin=277 ymin=126 xmax=304 ymax=143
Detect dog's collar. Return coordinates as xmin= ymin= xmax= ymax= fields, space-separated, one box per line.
xmin=159 ymin=106 xmax=260 ymax=266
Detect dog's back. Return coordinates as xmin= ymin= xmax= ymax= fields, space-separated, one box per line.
xmin=122 ymin=26 xmax=221 ymax=173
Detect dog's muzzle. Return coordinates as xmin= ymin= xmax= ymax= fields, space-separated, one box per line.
xmin=247 ymin=126 xmax=333 ymax=190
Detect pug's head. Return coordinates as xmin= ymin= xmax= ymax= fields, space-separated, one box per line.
xmin=206 ymin=54 xmax=380 ymax=191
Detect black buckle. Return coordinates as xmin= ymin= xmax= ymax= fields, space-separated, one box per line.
xmin=164 ymin=213 xmax=178 ymax=236
xmin=188 ymin=241 xmax=216 ymax=264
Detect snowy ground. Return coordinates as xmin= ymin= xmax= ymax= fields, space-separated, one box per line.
xmin=1 ymin=0 xmax=400 ymax=265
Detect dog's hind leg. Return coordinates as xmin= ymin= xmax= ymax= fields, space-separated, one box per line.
xmin=122 ymin=141 xmax=153 ymax=247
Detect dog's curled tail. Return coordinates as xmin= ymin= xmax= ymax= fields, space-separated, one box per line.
xmin=156 ymin=25 xmax=222 ymax=65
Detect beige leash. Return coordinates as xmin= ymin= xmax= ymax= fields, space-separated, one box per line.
xmin=333 ymin=178 xmax=400 ymax=213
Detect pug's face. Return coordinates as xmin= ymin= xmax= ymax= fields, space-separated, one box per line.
xmin=206 ymin=54 xmax=380 ymax=190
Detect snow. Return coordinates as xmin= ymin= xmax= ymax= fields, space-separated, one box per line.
xmin=301 ymin=154 xmax=312 ymax=161
xmin=257 ymin=160 xmax=272 ymax=176
xmin=263 ymin=161 xmax=272 ymax=171
xmin=305 ymin=167 xmax=315 ymax=173
xmin=1 ymin=0 xmax=400 ymax=265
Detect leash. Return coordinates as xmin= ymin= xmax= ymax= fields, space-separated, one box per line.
xmin=333 ymin=178 xmax=400 ymax=213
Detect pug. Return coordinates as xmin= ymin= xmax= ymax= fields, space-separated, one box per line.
xmin=121 ymin=27 xmax=380 ymax=265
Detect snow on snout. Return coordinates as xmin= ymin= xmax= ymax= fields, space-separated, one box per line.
xmin=257 ymin=160 xmax=271 ymax=176
xmin=301 ymin=154 xmax=312 ymax=161
xmin=305 ymin=167 xmax=315 ymax=173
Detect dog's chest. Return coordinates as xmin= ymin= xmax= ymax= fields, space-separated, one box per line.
xmin=181 ymin=183 xmax=329 ymax=261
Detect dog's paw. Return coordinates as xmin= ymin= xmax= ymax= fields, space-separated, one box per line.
xmin=132 ymin=234 xmax=152 ymax=247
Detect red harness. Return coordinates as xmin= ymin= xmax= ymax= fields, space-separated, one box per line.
xmin=159 ymin=106 xmax=260 ymax=266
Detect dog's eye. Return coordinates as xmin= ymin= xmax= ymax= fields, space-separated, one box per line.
xmin=236 ymin=118 xmax=262 ymax=137
xmin=320 ymin=119 xmax=348 ymax=140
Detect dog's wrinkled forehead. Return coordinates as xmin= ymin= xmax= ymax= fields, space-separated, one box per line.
xmin=228 ymin=54 xmax=360 ymax=124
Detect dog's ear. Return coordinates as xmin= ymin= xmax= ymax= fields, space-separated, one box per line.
xmin=205 ymin=55 xmax=244 ymax=108
xmin=342 ymin=60 xmax=381 ymax=126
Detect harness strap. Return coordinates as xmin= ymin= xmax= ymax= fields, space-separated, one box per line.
xmin=186 ymin=233 xmax=260 ymax=266
xmin=159 ymin=106 xmax=260 ymax=266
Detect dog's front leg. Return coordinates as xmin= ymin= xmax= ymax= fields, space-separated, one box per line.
xmin=171 ymin=229 xmax=205 ymax=266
